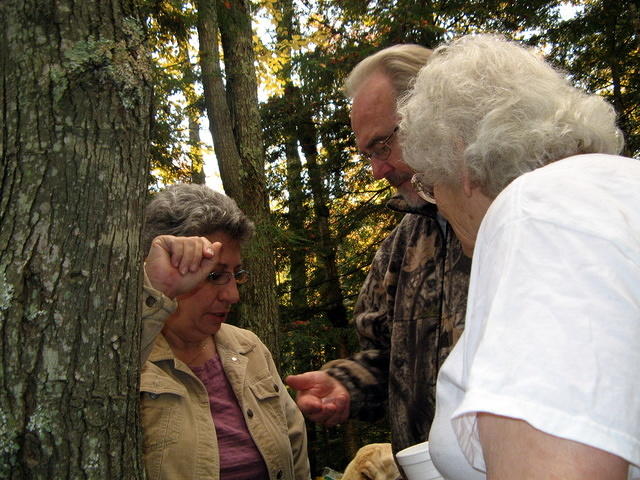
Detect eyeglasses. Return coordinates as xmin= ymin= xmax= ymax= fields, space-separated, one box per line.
xmin=359 ymin=126 xmax=399 ymax=163
xmin=411 ymin=173 xmax=436 ymax=204
xmin=207 ymin=270 xmax=250 ymax=285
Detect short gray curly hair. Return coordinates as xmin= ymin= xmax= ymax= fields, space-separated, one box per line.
xmin=344 ymin=44 xmax=433 ymax=98
xmin=142 ymin=184 xmax=254 ymax=254
xmin=399 ymin=34 xmax=624 ymax=198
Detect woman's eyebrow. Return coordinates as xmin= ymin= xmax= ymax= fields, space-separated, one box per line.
xmin=212 ymin=262 xmax=244 ymax=270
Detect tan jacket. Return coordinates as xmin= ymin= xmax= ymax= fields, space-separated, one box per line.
xmin=141 ymin=281 xmax=310 ymax=480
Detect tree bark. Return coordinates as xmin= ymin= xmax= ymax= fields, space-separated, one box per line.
xmin=197 ymin=0 xmax=281 ymax=361
xmin=1 ymin=0 xmax=152 ymax=477
xmin=196 ymin=0 xmax=244 ymax=199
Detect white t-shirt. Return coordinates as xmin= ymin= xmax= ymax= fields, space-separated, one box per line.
xmin=429 ymin=154 xmax=640 ymax=480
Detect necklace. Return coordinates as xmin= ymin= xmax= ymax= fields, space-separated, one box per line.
xmin=183 ymin=338 xmax=211 ymax=366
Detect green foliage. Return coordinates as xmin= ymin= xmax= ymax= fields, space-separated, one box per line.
xmin=537 ymin=0 xmax=640 ymax=157
xmin=145 ymin=0 xmax=207 ymax=187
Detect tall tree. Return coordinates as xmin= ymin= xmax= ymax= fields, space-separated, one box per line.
xmin=179 ymin=42 xmax=207 ymax=184
xmin=275 ymin=0 xmax=309 ymax=314
xmin=1 ymin=0 xmax=152 ymax=477
xmin=196 ymin=0 xmax=281 ymax=359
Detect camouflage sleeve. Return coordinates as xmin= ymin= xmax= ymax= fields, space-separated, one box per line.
xmin=322 ymin=225 xmax=398 ymax=421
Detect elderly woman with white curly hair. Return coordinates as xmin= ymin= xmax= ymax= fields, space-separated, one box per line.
xmin=398 ymin=34 xmax=640 ymax=480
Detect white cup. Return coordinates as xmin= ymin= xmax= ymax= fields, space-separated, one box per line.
xmin=396 ymin=441 xmax=443 ymax=480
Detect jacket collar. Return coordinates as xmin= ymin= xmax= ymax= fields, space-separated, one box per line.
xmin=147 ymin=324 xmax=257 ymax=364
xmin=215 ymin=324 xmax=257 ymax=355
xmin=386 ymin=194 xmax=438 ymax=217
xmin=147 ymin=333 xmax=175 ymax=363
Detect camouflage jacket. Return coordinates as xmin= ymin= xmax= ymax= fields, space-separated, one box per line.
xmin=324 ymin=197 xmax=470 ymax=453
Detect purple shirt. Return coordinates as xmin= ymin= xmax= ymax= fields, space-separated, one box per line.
xmin=192 ymin=356 xmax=269 ymax=480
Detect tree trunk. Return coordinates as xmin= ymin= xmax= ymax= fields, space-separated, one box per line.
xmin=299 ymin=110 xmax=348 ymax=329
xmin=178 ymin=42 xmax=206 ymax=185
xmin=0 ymin=0 xmax=152 ymax=477
xmin=276 ymin=0 xmax=308 ymax=313
xmin=197 ymin=0 xmax=281 ymax=361
xmin=189 ymin=114 xmax=206 ymax=184
xmin=196 ymin=0 xmax=244 ymax=199
xmin=283 ymin=120 xmax=308 ymax=312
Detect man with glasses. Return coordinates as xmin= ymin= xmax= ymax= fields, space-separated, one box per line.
xmin=286 ymin=45 xmax=470 ymax=457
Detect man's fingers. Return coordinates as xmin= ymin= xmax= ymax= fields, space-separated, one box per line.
xmin=305 ymin=403 xmax=335 ymax=423
xmin=151 ymin=236 xmax=181 ymax=265
xmin=292 ymin=390 xmax=332 ymax=422
xmin=320 ymin=405 xmax=349 ymax=427
xmin=294 ymin=389 xmax=351 ymax=426
xmin=285 ymin=373 xmax=316 ymax=391
xmin=319 ymin=394 xmax=349 ymax=426
xmin=294 ymin=390 xmax=322 ymax=410
xmin=286 ymin=371 xmax=334 ymax=393
xmin=299 ymin=401 xmax=324 ymax=418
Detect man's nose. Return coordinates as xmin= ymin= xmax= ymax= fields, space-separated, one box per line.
xmin=370 ymin=157 xmax=392 ymax=180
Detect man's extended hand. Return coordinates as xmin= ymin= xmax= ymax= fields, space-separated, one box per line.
xmin=144 ymin=235 xmax=222 ymax=299
xmin=285 ymin=371 xmax=351 ymax=426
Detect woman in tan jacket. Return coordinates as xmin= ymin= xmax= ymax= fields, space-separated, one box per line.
xmin=140 ymin=184 xmax=309 ymax=480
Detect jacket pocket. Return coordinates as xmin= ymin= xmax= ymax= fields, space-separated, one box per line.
xmin=140 ymin=367 xmax=187 ymax=453
xmin=248 ymin=373 xmax=288 ymax=435
xmin=248 ymin=373 xmax=281 ymax=400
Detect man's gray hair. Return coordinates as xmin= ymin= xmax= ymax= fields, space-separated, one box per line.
xmin=399 ymin=34 xmax=624 ymax=198
xmin=344 ymin=44 xmax=433 ymax=98
xmin=142 ymin=183 xmax=254 ymax=254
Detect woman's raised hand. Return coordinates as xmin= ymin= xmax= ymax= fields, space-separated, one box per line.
xmin=144 ymin=235 xmax=222 ymax=299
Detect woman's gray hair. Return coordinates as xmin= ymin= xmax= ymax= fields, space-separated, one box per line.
xmin=344 ymin=44 xmax=433 ymax=98
xmin=142 ymin=183 xmax=254 ymax=254
xmin=398 ymin=34 xmax=624 ymax=198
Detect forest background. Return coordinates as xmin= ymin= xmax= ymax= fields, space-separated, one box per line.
xmin=2 ymin=0 xmax=638 ymax=477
